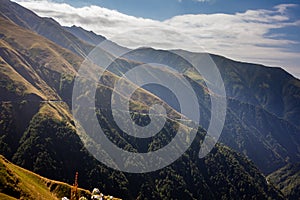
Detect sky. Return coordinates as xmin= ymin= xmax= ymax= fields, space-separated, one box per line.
xmin=13 ymin=0 xmax=300 ymax=78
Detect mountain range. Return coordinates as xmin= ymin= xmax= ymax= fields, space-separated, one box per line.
xmin=0 ymin=0 xmax=299 ymax=199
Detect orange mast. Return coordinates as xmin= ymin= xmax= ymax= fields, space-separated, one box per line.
xmin=70 ymin=172 xmax=78 ymax=200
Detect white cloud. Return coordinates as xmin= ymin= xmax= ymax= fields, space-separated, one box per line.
xmin=12 ymin=0 xmax=300 ymax=78
xmin=275 ymin=4 xmax=298 ymax=13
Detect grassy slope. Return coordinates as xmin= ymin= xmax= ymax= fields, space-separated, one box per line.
xmin=0 ymin=14 xmax=79 ymax=102
xmin=0 ymin=154 xmax=122 ymax=200
xmin=0 ymin=0 xmax=94 ymax=57
xmin=0 ymin=154 xmax=90 ymax=200
xmin=0 ymin=14 xmax=79 ymax=74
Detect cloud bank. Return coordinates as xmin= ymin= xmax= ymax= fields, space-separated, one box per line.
xmin=13 ymin=0 xmax=300 ymax=78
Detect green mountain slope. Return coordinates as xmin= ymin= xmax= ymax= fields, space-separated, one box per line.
xmin=0 ymin=8 xmax=285 ymax=200
xmin=0 ymin=154 xmax=90 ymax=200
xmin=267 ymin=163 xmax=300 ymax=200
xmin=210 ymin=54 xmax=300 ymax=128
xmin=0 ymin=15 xmax=131 ymax=197
xmin=5 ymin=0 xmax=299 ymax=176
xmin=223 ymin=99 xmax=300 ymax=173
xmin=118 ymin=47 xmax=300 ymax=174
xmin=0 ymin=0 xmax=93 ymax=57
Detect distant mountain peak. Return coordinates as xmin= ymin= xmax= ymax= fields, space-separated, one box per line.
xmin=64 ymin=25 xmax=106 ymax=46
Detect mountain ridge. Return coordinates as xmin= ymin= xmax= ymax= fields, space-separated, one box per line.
xmin=108 ymin=46 xmax=300 ymax=173
xmin=0 ymin=0 xmax=299 ymax=199
xmin=0 ymin=0 xmax=93 ymax=57
xmin=0 ymin=12 xmax=285 ymax=199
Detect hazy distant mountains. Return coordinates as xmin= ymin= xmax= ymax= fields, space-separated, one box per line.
xmin=0 ymin=0 xmax=299 ymax=199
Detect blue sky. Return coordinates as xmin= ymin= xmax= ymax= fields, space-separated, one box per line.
xmin=14 ymin=0 xmax=300 ymax=78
